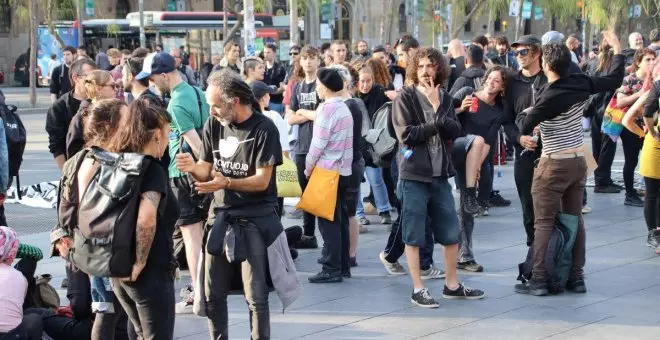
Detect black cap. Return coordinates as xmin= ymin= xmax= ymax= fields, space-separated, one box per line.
xmin=317 ymin=68 xmax=344 ymax=92
xmin=250 ymin=81 xmax=276 ymax=100
xmin=511 ymin=35 xmax=542 ymax=48
xmin=373 ymin=45 xmax=387 ymax=53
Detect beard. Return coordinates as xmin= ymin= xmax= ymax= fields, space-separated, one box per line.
xmin=213 ymin=103 xmax=235 ymax=126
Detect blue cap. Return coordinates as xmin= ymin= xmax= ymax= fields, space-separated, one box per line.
xmin=136 ymin=52 xmax=176 ymax=80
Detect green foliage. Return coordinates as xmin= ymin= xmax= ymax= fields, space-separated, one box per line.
xmin=538 ymin=0 xmax=578 ymax=22
xmin=55 ymin=0 xmax=76 ymax=21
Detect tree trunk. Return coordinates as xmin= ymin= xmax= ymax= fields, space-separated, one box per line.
xmin=29 ymin=0 xmax=37 ymax=107
xmin=514 ymin=0 xmax=523 ymax=40
xmin=290 ymin=0 xmax=299 ymax=45
xmin=44 ymin=0 xmax=66 ymax=48
xmin=223 ymin=14 xmax=245 ymax=44
xmin=76 ymin=0 xmax=83 ymax=46
xmin=450 ymin=0 xmax=487 ymax=39
xmin=223 ymin=0 xmax=229 ymax=41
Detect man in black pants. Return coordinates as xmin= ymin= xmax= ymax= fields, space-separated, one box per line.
xmin=286 ymin=45 xmax=322 ymax=249
xmin=502 ymin=35 xmax=547 ymax=246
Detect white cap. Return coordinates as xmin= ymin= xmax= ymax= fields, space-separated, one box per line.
xmin=136 ymin=53 xmax=156 ymax=80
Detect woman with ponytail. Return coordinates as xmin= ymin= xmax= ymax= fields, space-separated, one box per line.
xmin=65 ymin=70 xmax=116 ymax=158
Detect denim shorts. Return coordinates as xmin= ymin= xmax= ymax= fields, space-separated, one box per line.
xmin=398 ymin=177 xmax=460 ymax=247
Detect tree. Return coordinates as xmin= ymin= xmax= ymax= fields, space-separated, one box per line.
xmin=10 ymin=0 xmax=38 ymax=106
xmin=445 ymin=0 xmax=508 ymax=39
xmin=221 ymin=0 xmax=269 ymax=45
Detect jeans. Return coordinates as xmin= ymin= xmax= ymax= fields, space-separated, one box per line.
xmin=111 ymin=267 xmax=175 ymax=340
xmin=0 ymin=313 xmax=43 ymax=340
xmin=268 ymin=103 xmax=284 ymax=115
xmin=620 ymin=129 xmax=644 ymax=196
xmin=318 ymin=182 xmax=350 ymax=275
xmin=592 ymin=115 xmax=618 ymax=187
xmin=531 ymin=156 xmax=587 ymax=282
xmin=91 ymin=276 xmax=114 ymax=313
xmin=514 ymin=152 xmax=538 ymax=246
xmin=453 ymin=144 xmax=477 ymax=262
xmin=204 ymin=215 xmax=272 ymax=340
xmin=398 ymin=178 xmax=460 ymax=247
xmin=295 ymin=154 xmax=316 ymax=237
xmin=357 ymin=166 xmax=392 ymax=217
xmin=644 ymin=177 xmax=660 ymax=231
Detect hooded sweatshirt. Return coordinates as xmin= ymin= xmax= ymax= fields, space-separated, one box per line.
xmin=520 ymin=54 xmax=625 ymax=155
xmin=449 ymin=66 xmax=486 ymax=96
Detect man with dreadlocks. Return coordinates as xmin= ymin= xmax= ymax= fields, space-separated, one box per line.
xmin=176 ymin=69 xmax=301 ymax=339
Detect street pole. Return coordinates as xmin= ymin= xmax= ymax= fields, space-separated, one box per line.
xmin=139 ymin=0 xmax=145 ymax=48
xmin=413 ymin=0 xmax=418 ymax=38
xmin=290 ymin=0 xmax=299 ymax=45
xmin=76 ymin=0 xmax=83 ymax=46
xmin=243 ymin=0 xmax=257 ymax=56
xmin=223 ymin=0 xmax=228 ymax=42
xmin=339 ymin=0 xmax=344 ymax=40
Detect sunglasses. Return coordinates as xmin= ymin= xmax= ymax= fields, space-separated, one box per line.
xmin=513 ymin=49 xmax=531 ymax=57
xmin=289 ymin=52 xmax=299 ymax=56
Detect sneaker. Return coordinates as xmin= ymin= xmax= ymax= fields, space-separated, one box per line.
xmin=594 ymin=186 xmax=621 ymax=193
xmin=359 ymin=224 xmax=369 ymax=234
xmin=287 ymin=208 xmax=304 ymax=219
xmin=341 ymin=270 xmax=351 ymax=278
xmin=477 ymin=201 xmax=490 ymax=216
xmin=179 ymin=284 xmax=193 ymax=299
xmin=566 ymin=278 xmax=587 ymax=293
xmin=60 ymin=278 xmax=68 ymax=288
xmin=379 ymin=212 xmax=393 ymax=225
xmin=420 ymin=267 xmax=446 ymax=280
xmin=442 ymin=283 xmax=486 ymax=300
xmin=647 ymin=230 xmax=660 ymax=249
xmin=514 ymin=279 xmax=548 ymax=296
xmin=462 ymin=188 xmax=482 ymax=215
xmin=624 ymin=195 xmax=644 ymax=207
xmin=379 ymin=251 xmax=406 ymax=275
xmin=349 ymin=256 xmax=358 ymax=267
xmin=308 ymin=271 xmax=343 ymax=283
xmin=581 ymin=206 xmax=592 ymax=214
xmin=290 ymin=248 xmax=299 ymax=260
xmin=175 ymin=295 xmax=194 ymax=314
xmin=489 ymin=190 xmax=511 ymax=207
xmin=296 ymin=235 xmax=318 ymax=249
xmin=457 ymin=260 xmax=484 ymax=272
xmin=357 ymin=216 xmax=371 ymax=225
xmin=411 ymin=288 xmax=440 ymax=308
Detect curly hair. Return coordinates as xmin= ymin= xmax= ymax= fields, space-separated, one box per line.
xmin=483 ymin=65 xmax=509 ymax=96
xmin=405 ymin=47 xmax=450 ymax=88
xmin=631 ymin=48 xmax=655 ymax=74
xmin=365 ymin=58 xmax=392 ymax=88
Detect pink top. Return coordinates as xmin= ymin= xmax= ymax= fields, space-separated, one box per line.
xmin=0 ymin=264 xmax=27 ymax=332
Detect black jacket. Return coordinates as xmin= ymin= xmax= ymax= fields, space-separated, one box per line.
xmin=358 ymin=84 xmax=389 ymax=122
xmin=46 ymin=91 xmax=81 ymax=158
xmin=391 ymin=86 xmax=461 ymax=182
xmin=448 ymin=56 xmax=466 ymax=90
xmin=50 ymin=64 xmax=72 ymax=99
xmin=200 ymin=62 xmax=214 ymax=91
xmin=621 ymin=48 xmax=636 ymax=67
xmin=520 ymin=54 xmax=625 ymax=135
xmin=502 ymin=70 xmax=548 ymax=154
xmin=449 ymin=66 xmax=486 ymax=96
xmin=264 ymin=61 xmax=287 ymax=104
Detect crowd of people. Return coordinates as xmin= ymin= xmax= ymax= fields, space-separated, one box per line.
xmin=0 ymin=26 xmax=659 ymax=339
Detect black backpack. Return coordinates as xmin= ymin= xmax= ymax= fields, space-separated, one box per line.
xmin=0 ymin=90 xmax=27 ymax=192
xmin=517 ymin=212 xmax=579 ymax=293
xmin=59 ymin=147 xmax=154 ymax=278
xmin=365 ymin=102 xmax=397 ymax=168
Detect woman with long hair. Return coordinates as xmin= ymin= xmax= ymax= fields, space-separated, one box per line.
xmin=623 ymin=59 xmax=660 ymax=253
xmin=66 ymin=70 xmax=117 ymax=158
xmin=614 ymin=48 xmax=656 ymax=207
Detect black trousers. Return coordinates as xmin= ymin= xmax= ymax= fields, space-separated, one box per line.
xmin=294 ymin=154 xmax=316 ymax=237
xmin=317 ymin=181 xmax=350 ymax=275
xmin=514 ymin=152 xmax=538 ymax=246
xmin=620 ymin=129 xmax=644 ymax=196
xmin=592 ymin=115 xmax=619 ymax=187
xmin=644 ymin=177 xmax=660 ymax=231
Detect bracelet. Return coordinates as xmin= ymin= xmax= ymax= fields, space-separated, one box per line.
xmin=226 ymin=177 xmax=232 ymax=189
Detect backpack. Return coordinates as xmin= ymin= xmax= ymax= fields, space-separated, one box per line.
xmin=517 ymin=212 xmax=579 ymax=293
xmin=62 ymin=147 xmax=154 ymax=278
xmin=364 ymin=102 xmax=397 ymax=168
xmin=0 ymin=89 xmax=27 ymax=181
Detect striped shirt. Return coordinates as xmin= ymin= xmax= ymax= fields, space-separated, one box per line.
xmin=540 ymin=101 xmax=586 ymax=154
xmin=305 ymin=98 xmax=354 ymax=177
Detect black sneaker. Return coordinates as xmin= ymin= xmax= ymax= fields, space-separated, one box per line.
xmin=489 ymin=190 xmax=511 ymax=207
xmin=442 ymin=283 xmax=486 ymax=300
xmin=624 ymin=195 xmax=644 ymax=207
xmin=341 ymin=270 xmax=351 ymax=278
xmin=308 ymin=271 xmax=343 ymax=283
xmin=566 ymin=278 xmax=587 ymax=293
xmin=379 ymin=212 xmax=393 ymax=224
xmin=349 ymin=256 xmax=357 ymax=267
xmin=411 ymin=288 xmax=440 ymax=308
xmin=646 ymin=230 xmax=660 ymax=249
xmin=290 ymin=248 xmax=299 ymax=261
xmin=296 ymin=235 xmax=318 ymax=249
xmin=514 ymin=279 xmax=548 ymax=296
xmin=594 ymin=186 xmax=621 ymax=193
xmin=463 ymin=188 xmax=482 ymax=215
xmin=457 ymin=260 xmax=484 ymax=272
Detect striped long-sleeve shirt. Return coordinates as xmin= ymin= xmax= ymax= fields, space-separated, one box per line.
xmin=305 ymin=97 xmax=354 ymax=177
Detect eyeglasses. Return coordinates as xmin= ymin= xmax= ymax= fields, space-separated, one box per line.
xmin=513 ymin=49 xmax=530 ymax=57
xmin=289 ymin=52 xmax=299 ymax=56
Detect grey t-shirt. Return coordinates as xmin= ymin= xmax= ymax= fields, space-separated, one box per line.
xmin=415 ymin=88 xmax=444 ymax=177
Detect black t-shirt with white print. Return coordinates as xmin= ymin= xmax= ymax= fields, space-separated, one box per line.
xmin=200 ymin=110 xmax=283 ymax=213
xmin=289 ymin=80 xmax=320 ymax=154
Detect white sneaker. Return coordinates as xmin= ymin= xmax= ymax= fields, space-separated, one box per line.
xmin=379 ymin=251 xmax=406 ymax=275
xmin=582 ymin=206 xmax=592 ymax=214
xmin=175 ymin=295 xmax=194 ymax=314
xmin=421 ymin=267 xmax=446 ymax=280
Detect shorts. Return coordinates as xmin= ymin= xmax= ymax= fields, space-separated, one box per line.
xmin=170 ymin=177 xmax=208 ymax=226
xmin=452 ymin=134 xmax=478 ymax=164
xmin=397 ymin=177 xmax=460 ymax=247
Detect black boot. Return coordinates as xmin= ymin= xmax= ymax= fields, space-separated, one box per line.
xmin=463 ymin=187 xmax=482 ymax=215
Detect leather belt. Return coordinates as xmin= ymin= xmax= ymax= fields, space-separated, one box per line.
xmin=541 ymin=152 xmax=585 ymax=159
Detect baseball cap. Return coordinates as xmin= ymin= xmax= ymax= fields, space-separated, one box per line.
xmin=250 ymin=81 xmax=276 ymax=100
xmin=136 ymin=52 xmax=176 ymax=80
xmin=511 ymin=35 xmax=542 ymax=48
xmin=542 ymin=31 xmax=566 ymax=45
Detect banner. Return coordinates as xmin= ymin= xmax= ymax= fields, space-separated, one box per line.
xmin=521 ymin=1 xmax=533 ymax=19
xmin=509 ymin=0 xmax=520 ymax=17
xmin=534 ymin=6 xmax=544 ymax=20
